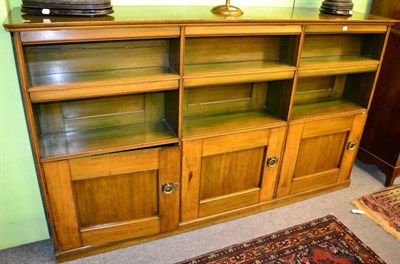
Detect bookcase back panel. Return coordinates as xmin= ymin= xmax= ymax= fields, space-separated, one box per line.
xmin=184 ymin=83 xmax=267 ymax=118
xmin=301 ymin=35 xmax=363 ymax=58
xmin=185 ymin=36 xmax=282 ymax=65
xmin=37 ymin=93 xmax=164 ymax=134
xmin=25 ymin=40 xmax=171 ymax=76
xmin=301 ymin=34 xmax=385 ymax=62
xmin=35 ymin=92 xmax=178 ymax=159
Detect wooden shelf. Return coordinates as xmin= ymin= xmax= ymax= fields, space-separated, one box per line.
xmin=183 ymin=110 xmax=286 ymax=139
xmin=30 ymin=66 xmax=179 ymax=88
xmin=299 ymin=56 xmax=379 ymax=70
xmin=28 ymin=67 xmax=179 ymax=102
xmin=290 ymin=99 xmax=366 ymax=122
xmin=185 ymin=61 xmax=294 ymax=77
xmin=184 ymin=61 xmax=295 ymax=87
xmin=40 ymin=121 xmax=178 ymax=161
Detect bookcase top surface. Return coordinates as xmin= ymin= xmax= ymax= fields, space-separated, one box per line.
xmin=3 ymin=6 xmax=397 ymax=30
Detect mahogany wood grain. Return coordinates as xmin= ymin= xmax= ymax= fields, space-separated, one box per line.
xmin=358 ymin=1 xmax=400 ymax=186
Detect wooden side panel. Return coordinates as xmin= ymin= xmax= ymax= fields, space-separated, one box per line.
xmin=202 ymin=129 xmax=269 ymax=157
xmin=69 ymin=150 xmax=159 ymax=180
xmin=259 ymin=126 xmax=286 ymax=202
xmin=159 ymin=147 xmax=181 ymax=233
xmin=276 ymin=123 xmax=304 ymax=198
xmin=181 ymin=140 xmax=203 ymax=222
xmin=42 ymin=161 xmax=82 ymax=250
xmin=337 ymin=113 xmax=367 ymax=182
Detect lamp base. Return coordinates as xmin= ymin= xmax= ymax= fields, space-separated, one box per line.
xmin=211 ymin=5 xmax=243 ymax=16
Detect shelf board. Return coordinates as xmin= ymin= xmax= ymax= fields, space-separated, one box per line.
xmin=299 ymin=55 xmax=379 ymax=70
xmin=29 ymin=66 xmax=179 ymax=89
xmin=185 ymin=60 xmax=294 ymax=77
xmin=183 ymin=110 xmax=286 ymax=139
xmin=290 ymin=99 xmax=366 ymax=122
xmin=40 ymin=121 xmax=178 ymax=162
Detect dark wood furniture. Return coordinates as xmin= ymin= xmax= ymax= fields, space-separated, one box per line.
xmin=3 ymin=6 xmax=396 ymax=262
xmin=358 ymin=1 xmax=400 ymax=186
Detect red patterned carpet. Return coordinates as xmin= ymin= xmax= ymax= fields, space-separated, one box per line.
xmin=353 ymin=184 xmax=400 ymax=240
xmin=178 ymin=215 xmax=386 ymax=264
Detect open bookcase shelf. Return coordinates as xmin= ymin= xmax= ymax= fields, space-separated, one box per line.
xmin=24 ymin=38 xmax=181 ymax=102
xmin=183 ymin=110 xmax=286 ymax=139
xmin=182 ymin=80 xmax=293 ymax=138
xmin=291 ymin=70 xmax=376 ymax=121
xmin=29 ymin=66 xmax=179 ymax=88
xmin=4 ymin=6 xmax=396 ymax=261
xmin=35 ymin=92 xmax=179 ymax=161
xmin=290 ymin=99 xmax=365 ymax=122
xmin=40 ymin=121 xmax=178 ymax=162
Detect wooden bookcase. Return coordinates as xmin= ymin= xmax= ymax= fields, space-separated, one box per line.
xmin=3 ymin=6 xmax=396 ymax=262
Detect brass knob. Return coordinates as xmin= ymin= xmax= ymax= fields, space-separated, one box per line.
xmin=267 ymin=157 xmax=279 ymax=167
xmin=347 ymin=141 xmax=357 ymax=151
xmin=162 ymin=182 xmax=178 ymax=194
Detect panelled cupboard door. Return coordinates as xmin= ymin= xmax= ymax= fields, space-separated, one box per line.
xmin=42 ymin=147 xmax=180 ymax=251
xmin=181 ymin=127 xmax=286 ymax=222
xmin=276 ymin=113 xmax=367 ymax=197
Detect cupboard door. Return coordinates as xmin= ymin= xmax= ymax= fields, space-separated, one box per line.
xmin=181 ymin=127 xmax=286 ymax=221
xmin=277 ymin=113 xmax=366 ymax=197
xmin=42 ymin=147 xmax=180 ymax=250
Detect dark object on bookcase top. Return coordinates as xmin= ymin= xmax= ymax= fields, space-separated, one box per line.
xmin=320 ymin=0 xmax=353 ymax=16
xmin=21 ymin=0 xmax=113 ymax=16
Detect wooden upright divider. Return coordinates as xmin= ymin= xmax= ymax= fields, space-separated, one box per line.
xmin=3 ymin=6 xmax=397 ymax=262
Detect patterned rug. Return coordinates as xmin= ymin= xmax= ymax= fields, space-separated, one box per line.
xmin=353 ymin=184 xmax=400 ymax=240
xmin=178 ymin=215 xmax=386 ymax=264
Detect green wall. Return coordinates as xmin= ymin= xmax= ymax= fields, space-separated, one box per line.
xmin=0 ymin=0 xmax=371 ymax=249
